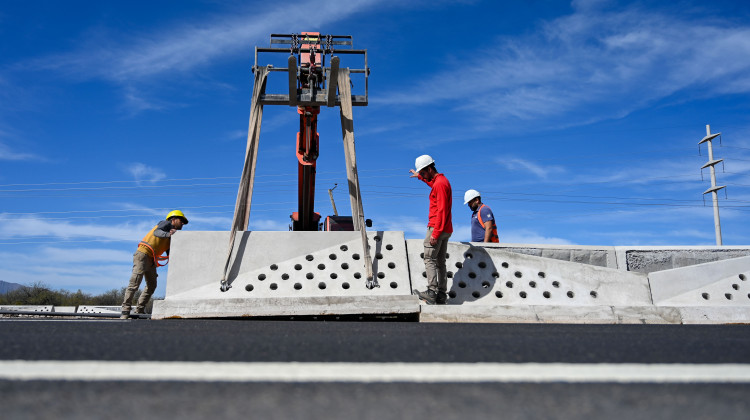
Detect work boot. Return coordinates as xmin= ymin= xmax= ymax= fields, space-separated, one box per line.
xmin=436 ymin=291 xmax=448 ymax=305
xmin=413 ymin=289 xmax=437 ymax=305
xmin=120 ymin=310 xmax=130 ymax=320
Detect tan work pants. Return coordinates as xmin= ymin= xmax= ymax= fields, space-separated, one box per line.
xmin=423 ymin=227 xmax=451 ymax=293
xmin=121 ymin=251 xmax=157 ymax=313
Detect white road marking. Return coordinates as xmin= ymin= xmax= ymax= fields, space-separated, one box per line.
xmin=1 ymin=361 xmax=750 ymax=383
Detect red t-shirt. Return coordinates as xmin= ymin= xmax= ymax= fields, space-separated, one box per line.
xmin=419 ymin=173 xmax=453 ymax=239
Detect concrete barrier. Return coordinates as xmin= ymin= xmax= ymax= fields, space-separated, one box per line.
xmin=152 ymin=231 xmax=419 ymax=319
xmin=406 ymin=240 xmax=652 ymax=307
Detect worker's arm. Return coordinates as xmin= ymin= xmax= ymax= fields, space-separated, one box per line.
xmin=409 ymin=169 xmax=434 ymax=186
xmin=483 ymin=220 xmax=494 ymax=242
xmin=153 ymin=220 xmax=175 ymax=238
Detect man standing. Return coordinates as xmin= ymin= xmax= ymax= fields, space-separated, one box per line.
xmin=121 ymin=210 xmax=188 ymax=319
xmin=410 ymin=155 xmax=452 ymax=305
xmin=464 ymin=189 xmax=499 ymax=243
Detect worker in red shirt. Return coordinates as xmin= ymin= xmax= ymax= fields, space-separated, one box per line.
xmin=409 ymin=155 xmax=452 ymax=305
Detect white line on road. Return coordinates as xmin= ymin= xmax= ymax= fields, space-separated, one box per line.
xmin=1 ymin=361 xmax=750 ymax=383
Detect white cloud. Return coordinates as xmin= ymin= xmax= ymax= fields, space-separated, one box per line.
xmin=498 ymin=157 xmax=566 ymax=180
xmin=24 ymin=0 xmax=382 ymax=84
xmin=125 ymin=163 xmax=167 ymax=184
xmin=377 ymin=3 xmax=750 ymax=130
xmin=499 ymin=229 xmax=574 ymax=245
xmin=0 ymin=215 xmax=148 ymax=242
xmin=0 ymin=141 xmax=37 ymax=161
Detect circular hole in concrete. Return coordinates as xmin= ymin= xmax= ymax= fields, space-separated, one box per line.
xmin=390 ymin=282 xmax=398 ymax=289
xmin=520 ymin=291 xmax=527 ymax=298
xmin=495 ymin=291 xmax=503 ymax=298
xmin=455 ymin=262 xmax=463 ymax=269
xmin=377 ymin=272 xmax=385 ymax=279
xmin=422 ymin=271 xmax=427 ymax=278
xmin=270 ymin=283 xmax=278 ymax=290
xmin=352 ymin=253 xmax=360 ymax=260
xmin=354 ymin=273 xmax=361 ymax=279
xmin=472 ymin=291 xmax=481 ymax=298
xmin=294 ymin=283 xmax=302 ymax=290
xmin=502 ymin=262 xmax=509 ymax=268
xmin=342 ymin=282 xmax=350 ymax=289
xmin=492 ymin=272 xmax=499 ymax=278
xmin=702 ymin=292 xmax=710 ymax=300
xmin=447 ymin=271 xmax=453 ymax=278
xmin=514 ymin=271 xmax=522 ymax=278
xmin=552 ymin=281 xmax=560 ymax=288
xmin=543 ymin=291 xmax=551 ymax=298
xmin=245 ymin=284 xmax=254 ymax=292
xmin=458 ymin=281 xmax=467 ymax=288
xmin=294 ymin=264 xmax=302 ymax=271
xmin=330 ymin=273 xmax=338 ymax=279
xmin=340 ymin=245 xmax=348 ymax=251
xmin=258 ymin=274 xmax=266 ymax=281
xmin=529 ymin=281 xmax=536 ymax=288
xmin=538 ymin=272 xmax=546 ymax=278
xmin=375 ymin=253 xmax=383 ymax=260
xmin=341 ymin=263 xmax=349 ymax=270
xmin=506 ymin=281 xmax=513 ymax=288
xmin=468 ymin=272 xmax=476 ymax=279
xmin=740 ymin=274 xmax=747 ymax=281
xmin=567 ymin=291 xmax=575 ymax=298
xmin=449 ymin=291 xmax=457 ymax=298
xmin=420 ymin=252 xmax=425 ymax=258
xmin=329 ymin=254 xmax=337 ymax=260
xmin=725 ymin=293 xmax=733 ymax=300
xmin=478 ymin=261 xmax=487 ymax=269
xmin=270 ymin=264 xmax=278 ymax=271
xmin=446 ymin=253 xmax=450 ymax=259
xmin=388 ymin=262 xmax=396 ymax=269
xmin=317 ymin=264 xmax=326 ymax=270
xmin=318 ymin=282 xmax=326 ymax=290
xmin=306 ymin=254 xmax=314 ymax=261
xmin=306 ymin=273 xmax=314 ymax=279
xmin=281 ymin=273 xmax=289 ymax=280
xmin=733 ymin=284 xmax=740 ymax=290
xmin=374 ymin=235 xmax=381 ymax=242
xmin=464 ymin=252 xmax=473 ymax=259
xmin=590 ymin=291 xmax=598 ymax=298
xmin=481 ymin=281 xmax=490 ymax=288
xmin=386 ymin=244 xmax=394 ymax=251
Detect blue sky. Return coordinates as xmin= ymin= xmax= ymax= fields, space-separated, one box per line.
xmin=2 ymin=0 xmax=750 ymax=296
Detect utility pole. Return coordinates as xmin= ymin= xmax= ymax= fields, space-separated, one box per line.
xmin=698 ymin=124 xmax=725 ymax=246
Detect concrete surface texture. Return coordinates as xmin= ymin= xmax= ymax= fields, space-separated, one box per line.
xmin=406 ymin=240 xmax=652 ymax=307
xmin=153 ymin=231 xmax=418 ymax=318
xmin=649 ymin=256 xmax=750 ymax=306
xmin=481 ymin=243 xmax=750 ymax=272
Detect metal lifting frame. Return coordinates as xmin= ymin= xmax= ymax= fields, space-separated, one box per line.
xmin=220 ymin=34 xmax=374 ymax=291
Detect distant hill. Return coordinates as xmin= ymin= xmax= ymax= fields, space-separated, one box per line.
xmin=0 ymin=281 xmax=23 ymax=294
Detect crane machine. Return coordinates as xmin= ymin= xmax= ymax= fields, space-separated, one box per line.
xmin=220 ymin=33 xmax=376 ymax=291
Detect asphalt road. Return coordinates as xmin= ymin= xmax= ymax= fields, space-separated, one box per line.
xmin=1 ymin=319 xmax=749 ymax=419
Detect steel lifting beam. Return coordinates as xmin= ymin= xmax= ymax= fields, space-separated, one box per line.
xmin=338 ymin=68 xmax=375 ymax=287
xmin=221 ymin=66 xmax=268 ymax=291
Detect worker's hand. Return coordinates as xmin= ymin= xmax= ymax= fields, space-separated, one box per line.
xmin=429 ymin=236 xmax=438 ymax=246
xmin=169 ymin=229 xmax=177 ymax=236
xmin=409 ymin=169 xmax=419 ymax=178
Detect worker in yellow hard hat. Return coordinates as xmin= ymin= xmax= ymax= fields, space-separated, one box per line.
xmin=120 ymin=210 xmax=188 ymax=319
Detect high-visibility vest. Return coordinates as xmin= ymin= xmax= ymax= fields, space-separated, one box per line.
xmin=137 ymin=224 xmax=171 ymax=265
xmin=477 ymin=204 xmax=499 ymax=243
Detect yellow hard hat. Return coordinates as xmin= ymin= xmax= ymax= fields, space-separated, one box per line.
xmin=166 ymin=210 xmax=188 ymax=224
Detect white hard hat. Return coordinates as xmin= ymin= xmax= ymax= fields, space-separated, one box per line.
xmin=414 ymin=154 xmax=435 ymax=172
xmin=464 ymin=189 xmax=480 ymax=204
